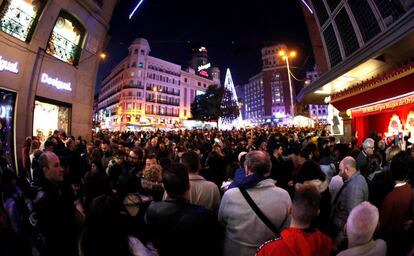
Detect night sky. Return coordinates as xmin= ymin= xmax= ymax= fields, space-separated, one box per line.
xmin=96 ymin=0 xmax=313 ymax=92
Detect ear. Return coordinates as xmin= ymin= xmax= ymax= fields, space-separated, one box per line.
xmin=288 ymin=206 xmax=293 ymax=215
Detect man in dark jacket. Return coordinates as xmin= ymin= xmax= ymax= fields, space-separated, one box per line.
xmin=32 ymin=151 xmax=78 ymax=256
xmin=145 ymin=163 xmax=222 ymax=256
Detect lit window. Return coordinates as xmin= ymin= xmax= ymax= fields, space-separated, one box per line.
xmin=46 ymin=12 xmax=85 ymax=66
xmin=0 ymin=0 xmax=46 ymax=42
xmin=138 ymin=62 xmax=143 ymax=68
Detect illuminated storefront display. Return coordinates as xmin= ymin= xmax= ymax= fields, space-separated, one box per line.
xmin=350 ymin=93 xmax=414 ymax=141
xmin=0 ymin=89 xmax=16 ymax=167
xmin=41 ymin=73 xmax=72 ymax=91
xmin=46 ymin=12 xmax=84 ymax=66
xmin=0 ymin=0 xmax=45 ymax=42
xmin=33 ymin=99 xmax=70 ymax=140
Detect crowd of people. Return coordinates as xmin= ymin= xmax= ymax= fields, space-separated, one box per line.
xmin=1 ymin=126 xmax=414 ymax=256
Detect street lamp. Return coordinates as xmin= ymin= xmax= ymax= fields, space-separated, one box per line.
xmin=278 ymin=49 xmax=297 ymax=117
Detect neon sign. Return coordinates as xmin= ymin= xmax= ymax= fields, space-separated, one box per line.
xmin=41 ymin=73 xmax=72 ymax=91
xmin=197 ymin=63 xmax=211 ymax=71
xmin=199 ymin=70 xmax=209 ymax=77
xmin=0 ymin=56 xmax=19 ymax=74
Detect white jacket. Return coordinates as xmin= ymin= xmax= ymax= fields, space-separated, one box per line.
xmin=218 ymin=179 xmax=291 ymax=256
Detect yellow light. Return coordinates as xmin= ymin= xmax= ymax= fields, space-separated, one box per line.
xmin=289 ymin=51 xmax=297 ymax=58
xmin=100 ymin=52 xmax=107 ymax=60
xmin=153 ymin=87 xmax=157 ymax=92
xmin=278 ymin=50 xmax=286 ymax=57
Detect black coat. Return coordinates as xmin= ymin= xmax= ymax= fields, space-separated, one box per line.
xmin=145 ymin=198 xmax=223 ymax=256
xmin=33 ymin=178 xmax=78 ymax=256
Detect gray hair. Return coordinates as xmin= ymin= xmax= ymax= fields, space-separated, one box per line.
xmin=346 ymin=201 xmax=379 ymax=247
xmin=38 ymin=151 xmax=56 ymax=171
xmin=362 ymin=138 xmax=375 ymax=150
xmin=244 ymin=150 xmax=272 ymax=176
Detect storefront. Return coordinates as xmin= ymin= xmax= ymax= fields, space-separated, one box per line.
xmin=349 ymin=93 xmax=414 ymax=144
xmin=33 ymin=97 xmax=71 ymax=142
xmin=330 ymin=64 xmax=414 ymax=144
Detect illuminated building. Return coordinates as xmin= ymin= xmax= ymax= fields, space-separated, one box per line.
xmin=298 ymin=0 xmax=414 ymax=143
xmin=0 ymin=0 xmax=118 ymax=172
xmin=305 ymin=70 xmax=328 ymax=123
xmin=244 ymin=44 xmax=298 ymax=124
xmin=96 ymin=38 xmax=220 ymax=131
xmin=189 ymin=45 xmax=220 ymax=79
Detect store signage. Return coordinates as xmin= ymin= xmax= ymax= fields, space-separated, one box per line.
xmin=197 ymin=63 xmax=211 ymax=71
xmin=351 ymin=94 xmax=414 ymax=117
xmin=0 ymin=105 xmax=12 ymax=118
xmin=0 ymin=56 xmax=19 ymax=74
xmin=199 ymin=70 xmax=209 ymax=77
xmin=41 ymin=73 xmax=72 ymax=91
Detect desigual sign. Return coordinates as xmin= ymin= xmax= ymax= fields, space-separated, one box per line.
xmin=0 ymin=56 xmax=19 ymax=74
xmin=41 ymin=73 xmax=72 ymax=91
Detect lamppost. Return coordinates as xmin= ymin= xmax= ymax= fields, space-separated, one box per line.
xmin=278 ymin=49 xmax=297 ymax=117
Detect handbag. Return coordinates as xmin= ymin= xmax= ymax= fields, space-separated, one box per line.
xmin=238 ymin=186 xmax=284 ymax=237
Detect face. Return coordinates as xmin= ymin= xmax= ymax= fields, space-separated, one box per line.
xmin=101 ymin=143 xmax=110 ymax=153
xmin=146 ymin=158 xmax=157 ymax=168
xmin=129 ymin=151 xmax=140 ymax=164
xmin=91 ymin=163 xmax=97 ymax=172
xmin=44 ymin=153 xmax=65 ymax=183
xmin=338 ymin=161 xmax=350 ymax=181
xmin=365 ymin=143 xmax=375 ymax=156
xmin=115 ymin=155 xmax=124 ymax=164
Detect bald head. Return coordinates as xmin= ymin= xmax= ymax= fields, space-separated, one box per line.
xmin=346 ymin=202 xmax=379 ymax=247
xmin=244 ymin=150 xmax=272 ymax=176
xmin=339 ymin=156 xmax=357 ymax=180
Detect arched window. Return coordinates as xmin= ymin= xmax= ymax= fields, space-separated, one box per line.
xmin=46 ymin=11 xmax=85 ymax=66
xmin=0 ymin=0 xmax=46 ymax=41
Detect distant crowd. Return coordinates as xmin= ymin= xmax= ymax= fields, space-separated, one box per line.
xmin=0 ymin=126 xmax=413 ymax=256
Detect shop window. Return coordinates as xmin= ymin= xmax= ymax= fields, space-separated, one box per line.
xmin=0 ymin=0 xmax=46 ymax=42
xmin=0 ymin=89 xmax=16 ymax=168
xmin=33 ymin=99 xmax=71 ymax=140
xmin=46 ymin=11 xmax=85 ymax=66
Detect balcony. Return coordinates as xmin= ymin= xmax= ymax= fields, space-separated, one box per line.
xmin=46 ymin=32 xmax=82 ymax=66
xmin=120 ymin=96 xmax=142 ymax=101
xmin=124 ymin=83 xmax=144 ymax=89
xmin=146 ymin=85 xmax=180 ymax=96
xmin=0 ymin=5 xmax=35 ymax=41
xmin=148 ymin=65 xmax=180 ymax=77
xmin=145 ymin=110 xmax=179 ymax=117
xmin=145 ymin=98 xmax=180 ymax=106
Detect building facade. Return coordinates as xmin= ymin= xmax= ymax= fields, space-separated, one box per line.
xmin=305 ymin=70 xmax=328 ymax=123
xmin=298 ymin=0 xmax=414 ymax=143
xmin=244 ymin=44 xmax=298 ymax=124
xmin=96 ymin=38 xmax=220 ymax=131
xmin=0 ymin=0 xmax=117 ymax=171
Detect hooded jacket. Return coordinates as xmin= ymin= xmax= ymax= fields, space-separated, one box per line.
xmin=256 ymin=227 xmax=332 ymax=256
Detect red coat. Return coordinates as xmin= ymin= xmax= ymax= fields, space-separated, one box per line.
xmin=256 ymin=227 xmax=332 ymax=256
